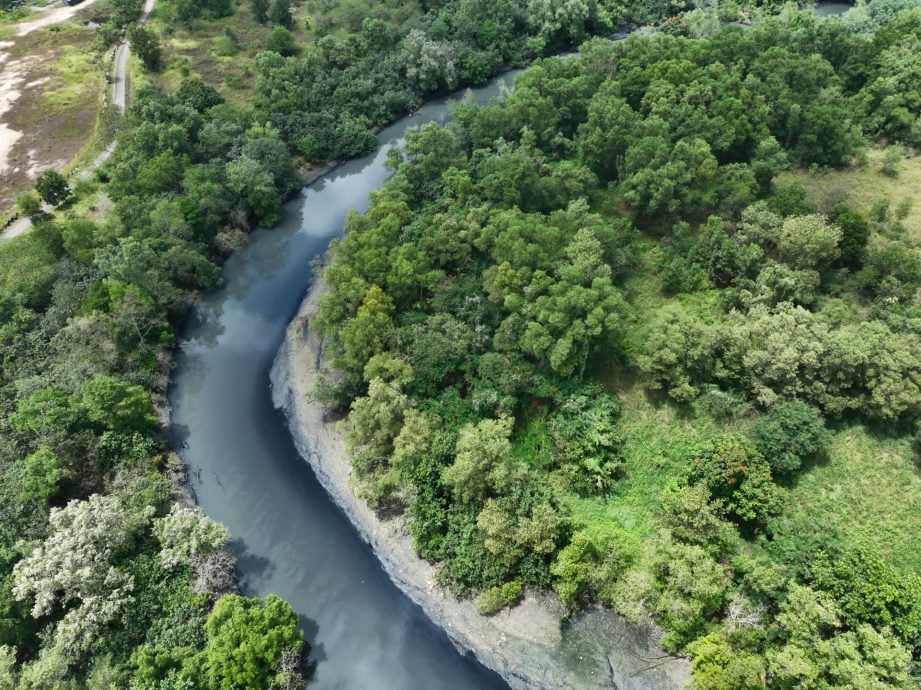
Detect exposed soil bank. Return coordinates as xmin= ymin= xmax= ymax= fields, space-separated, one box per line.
xmin=271 ymin=274 xmax=691 ymax=690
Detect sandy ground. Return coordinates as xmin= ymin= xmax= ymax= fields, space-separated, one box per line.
xmin=1 ymin=0 xmax=156 ymax=238
xmin=0 ymin=41 xmax=27 ymax=176
xmin=271 ymin=274 xmax=692 ymax=690
xmin=15 ymin=0 xmax=102 ymax=37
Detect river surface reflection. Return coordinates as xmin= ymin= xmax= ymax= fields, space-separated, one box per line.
xmin=169 ymin=76 xmax=518 ymax=690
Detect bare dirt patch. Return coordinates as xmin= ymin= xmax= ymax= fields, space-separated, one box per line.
xmin=0 ymin=22 xmax=104 ymax=218
xmin=14 ymin=0 xmax=103 ymax=37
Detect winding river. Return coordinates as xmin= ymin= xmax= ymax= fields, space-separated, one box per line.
xmin=169 ymin=76 xmax=518 ymax=689
xmin=169 ymin=5 xmax=854 ymax=687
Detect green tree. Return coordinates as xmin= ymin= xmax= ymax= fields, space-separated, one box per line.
xmin=175 ymin=79 xmax=224 ymax=112
xmin=659 ymin=482 xmax=738 ymax=559
xmin=687 ymin=435 xmax=781 ymax=525
xmin=751 ymin=136 xmax=788 ymax=196
xmin=749 ymin=401 xmax=830 ymax=475
xmin=18 ymin=448 xmax=62 ymax=507
xmin=344 ymin=378 xmax=407 ymax=502
xmin=198 ymin=594 xmax=303 ymax=690
xmin=776 ymin=214 xmax=841 ymax=270
xmin=34 ymin=170 xmax=70 ymax=207
xmin=577 ymin=85 xmax=637 ymax=180
xmin=829 ymin=204 xmax=870 ymax=270
xmin=652 ymin=534 xmax=732 ymax=650
xmin=517 ymin=229 xmax=623 ymax=376
xmin=687 ymin=631 xmax=765 ymax=690
xmin=636 ymin=306 xmax=716 ymax=403
xmin=252 ymin=0 xmax=269 ymax=23
xmin=442 ymin=417 xmax=517 ymax=506
xmin=549 ymin=390 xmax=624 ymax=495
xmin=129 ymin=26 xmax=162 ymax=72
xmin=80 ymin=375 xmax=157 ymax=433
xmin=551 ymin=524 xmax=634 ymax=609
xmin=16 ymin=191 xmax=43 ymax=220
xmin=753 ymin=262 xmax=820 ymax=307
xmin=335 ymin=285 xmax=395 ymax=380
xmin=269 ymin=0 xmax=293 ymax=28
xmin=266 ymin=26 xmax=298 ymax=56
xmin=767 ymin=585 xmax=913 ymax=689
xmin=13 ymin=494 xmax=151 ymax=656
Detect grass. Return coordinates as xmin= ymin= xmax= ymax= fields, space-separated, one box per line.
xmin=145 ymin=0 xmax=314 ymax=105
xmin=44 ymin=44 xmax=103 ymax=111
xmin=772 ymin=425 xmax=921 ymax=577
xmin=1 ymin=19 xmax=106 ymax=218
xmin=561 ymin=184 xmax=921 ymax=590
xmin=561 ymin=384 xmax=725 ymax=543
xmin=779 ymin=147 xmax=921 ymax=240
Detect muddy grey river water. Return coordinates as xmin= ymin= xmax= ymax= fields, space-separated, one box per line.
xmin=169 ymin=76 xmax=519 ymax=690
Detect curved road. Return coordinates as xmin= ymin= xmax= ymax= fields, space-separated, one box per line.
xmin=2 ymin=0 xmax=155 ymax=241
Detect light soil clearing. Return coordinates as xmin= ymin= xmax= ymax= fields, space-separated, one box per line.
xmin=14 ymin=0 xmax=103 ymax=37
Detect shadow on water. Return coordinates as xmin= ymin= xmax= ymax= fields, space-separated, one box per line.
xmin=168 ymin=77 xmax=518 ymax=690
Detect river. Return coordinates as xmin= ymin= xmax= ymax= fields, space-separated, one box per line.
xmin=169 ymin=4 xmax=855 ymax=687
xmin=169 ymin=76 xmax=518 ymax=690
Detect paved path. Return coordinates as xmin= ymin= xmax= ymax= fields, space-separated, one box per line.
xmin=2 ymin=0 xmax=155 ymax=241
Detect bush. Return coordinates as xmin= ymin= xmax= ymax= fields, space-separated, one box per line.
xmin=474 ymin=580 xmax=522 ymax=615
xmin=549 ymin=389 xmax=624 ymax=495
xmin=551 ymin=524 xmax=634 ymax=610
xmin=16 ymin=190 xmax=43 ymax=220
xmin=129 ymin=26 xmax=162 ymax=72
xmin=652 ymin=535 xmax=731 ymax=650
xmin=687 ymin=435 xmax=781 ymax=525
xmin=34 ymin=170 xmax=70 ymax=207
xmin=266 ymin=26 xmax=298 ymax=56
xmin=749 ymin=401 xmax=830 ymax=475
xmin=830 ymin=204 xmax=870 ymax=270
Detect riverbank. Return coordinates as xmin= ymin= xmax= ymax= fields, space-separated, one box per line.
xmin=271 ymin=273 xmax=691 ymax=690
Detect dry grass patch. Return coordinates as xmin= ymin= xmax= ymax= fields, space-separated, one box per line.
xmin=0 ymin=7 xmax=109 ymax=218
xmin=779 ymin=147 xmax=921 ymax=240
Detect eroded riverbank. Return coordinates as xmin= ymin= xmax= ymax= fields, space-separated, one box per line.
xmin=271 ymin=274 xmax=691 ymax=690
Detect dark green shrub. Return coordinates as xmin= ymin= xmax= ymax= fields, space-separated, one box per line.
xmin=749 ymin=401 xmax=830 ymax=475
xmin=687 ymin=435 xmax=782 ymax=525
xmin=549 ymin=389 xmax=624 ymax=495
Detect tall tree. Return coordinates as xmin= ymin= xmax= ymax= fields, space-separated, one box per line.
xmin=269 ymin=0 xmax=293 ymax=28
xmin=34 ymin=170 xmax=70 ymax=207
xmin=252 ymin=0 xmax=269 ymax=23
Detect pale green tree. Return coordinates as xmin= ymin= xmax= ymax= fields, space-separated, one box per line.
xmin=776 ymin=214 xmax=841 ymax=270
xmin=13 ymin=494 xmax=152 ymax=655
xmin=442 ymin=416 xmax=517 ymax=505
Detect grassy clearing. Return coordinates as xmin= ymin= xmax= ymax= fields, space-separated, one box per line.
xmin=145 ymin=0 xmax=313 ymax=104
xmin=771 ymin=425 xmax=921 ymax=577
xmin=44 ymin=43 xmax=102 ymax=112
xmin=562 ymin=384 xmax=725 ymax=544
xmin=1 ymin=19 xmax=105 ymax=217
xmin=779 ymin=147 xmax=921 ymax=240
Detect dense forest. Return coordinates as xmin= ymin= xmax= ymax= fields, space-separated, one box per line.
xmin=2 ymin=0 xmax=921 ymax=686
xmin=312 ymin=5 xmax=921 ymax=689
xmin=0 ymin=0 xmax=704 ymax=685
xmin=0 ymin=0 xmax=618 ymax=684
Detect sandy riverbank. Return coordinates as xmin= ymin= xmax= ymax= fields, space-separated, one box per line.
xmin=270 ymin=273 xmax=691 ymax=690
